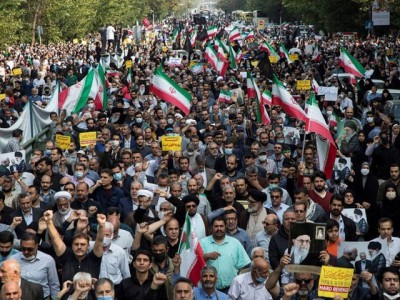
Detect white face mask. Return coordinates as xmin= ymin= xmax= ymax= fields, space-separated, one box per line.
xmin=326 ymin=110 xmax=333 ymax=116
xmin=136 ymin=117 xmax=143 ymax=123
xmin=259 ymin=155 xmax=267 ymax=162
xmin=386 ymin=191 xmax=397 ymax=200
xmin=87 ymin=103 xmax=94 ymax=108
xmin=383 ymin=292 xmax=400 ymax=300
xmin=24 ymin=255 xmax=36 ymax=261
xmin=360 ymin=169 xmax=369 ymax=176
xmin=112 ymin=140 xmax=120 ymax=148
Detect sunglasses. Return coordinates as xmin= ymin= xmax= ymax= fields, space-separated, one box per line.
xmin=295 ymin=279 xmax=312 ymax=284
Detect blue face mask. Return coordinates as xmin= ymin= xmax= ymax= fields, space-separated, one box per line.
xmin=255 ymin=271 xmax=267 ymax=283
xmin=97 ymin=297 xmax=113 ymax=300
xmin=269 ymin=183 xmax=278 ymax=189
xmin=113 ymin=173 xmax=122 ymax=181
xmin=45 ymin=149 xmax=51 ymax=156
xmin=224 ymin=149 xmax=233 ymax=155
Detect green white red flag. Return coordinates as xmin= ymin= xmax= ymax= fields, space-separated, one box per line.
xmin=178 ymin=213 xmax=206 ymax=286
xmin=279 ymin=43 xmax=292 ymax=64
xmin=171 ymin=28 xmax=180 ymax=44
xmin=190 ymin=29 xmax=197 ymax=47
xmin=58 ymin=68 xmax=107 ymax=115
xmin=339 ymin=47 xmax=366 ymax=78
xmin=229 ymin=26 xmax=241 ymax=42
xmin=272 ymin=74 xmax=308 ymax=124
xmin=247 ymin=72 xmax=270 ymax=124
xmin=218 ymin=89 xmax=231 ymax=103
xmin=247 ymin=71 xmax=257 ymax=98
xmin=260 ymin=41 xmax=279 ymax=59
xmin=207 ymin=26 xmax=218 ymax=38
xmin=150 ymin=67 xmax=192 ymax=115
xmin=306 ymin=92 xmax=337 ymax=178
xmin=204 ymin=44 xmax=219 ymax=72
xmin=261 ymin=89 xmax=272 ymax=106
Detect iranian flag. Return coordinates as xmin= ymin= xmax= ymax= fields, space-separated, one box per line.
xmin=216 ymin=40 xmax=228 ymax=77
xmin=207 ymin=26 xmax=218 ymax=38
xmin=306 ymin=93 xmax=337 ymax=178
xmin=190 ymin=29 xmax=197 ymax=47
xmin=248 ymin=72 xmax=270 ymax=124
xmin=204 ymin=44 xmax=219 ymax=72
xmin=178 ymin=214 xmax=206 ymax=286
xmin=272 ymin=74 xmax=308 ymax=124
xmin=339 ymin=47 xmax=365 ymax=78
xmin=59 ymin=68 xmax=107 ymax=115
xmin=261 ymin=89 xmax=272 ymax=106
xmin=247 ymin=71 xmax=257 ymax=98
xmin=329 ymin=111 xmax=339 ymax=128
xmin=236 ymin=48 xmax=243 ymax=63
xmin=228 ymin=43 xmax=238 ymax=69
xmin=279 ymin=43 xmax=292 ymax=64
xmin=150 ymin=67 xmax=192 ymax=115
xmin=245 ymin=30 xmax=255 ymax=40
xmin=218 ymin=90 xmax=231 ymax=103
xmin=260 ymin=41 xmax=279 ymax=60
xmin=312 ymin=78 xmax=319 ymax=94
xmin=229 ymin=26 xmax=241 ymax=42
xmin=171 ymin=28 xmax=180 ymax=44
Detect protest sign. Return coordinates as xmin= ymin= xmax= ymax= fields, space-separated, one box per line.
xmin=318 ymin=266 xmax=353 ymax=299
xmin=297 ymin=80 xmax=311 ymax=90
xmin=79 ymin=132 xmax=97 ymax=147
xmin=55 ymin=134 xmax=71 ymax=150
xmin=161 ymin=136 xmax=182 ymax=151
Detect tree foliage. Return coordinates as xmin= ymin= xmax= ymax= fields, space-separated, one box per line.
xmin=0 ymin=0 xmax=178 ymax=46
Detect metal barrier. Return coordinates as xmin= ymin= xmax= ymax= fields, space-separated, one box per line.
xmin=21 ymin=126 xmax=51 ymax=160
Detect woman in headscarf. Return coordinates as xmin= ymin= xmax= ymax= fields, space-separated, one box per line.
xmin=379 ymin=183 xmax=400 ymax=236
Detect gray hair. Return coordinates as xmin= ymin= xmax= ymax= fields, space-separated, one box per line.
xmin=73 ymin=272 xmax=92 ymax=283
xmin=98 ymin=221 xmax=114 ymax=234
xmin=200 ymin=266 xmax=217 ymax=277
xmin=251 ymin=247 xmax=267 ymax=259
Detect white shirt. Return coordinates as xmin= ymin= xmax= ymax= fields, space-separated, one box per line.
xmin=113 ymin=229 xmax=134 ymax=263
xmin=228 ymin=272 xmax=273 ymax=300
xmin=372 ymin=235 xmax=400 ymax=267
xmin=264 ymin=202 xmax=289 ymax=223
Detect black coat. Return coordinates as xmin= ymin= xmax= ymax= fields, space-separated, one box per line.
xmin=316 ymin=213 xmax=358 ymax=242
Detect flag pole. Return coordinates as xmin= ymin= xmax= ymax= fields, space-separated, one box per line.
xmin=301 ymin=130 xmax=308 ymax=162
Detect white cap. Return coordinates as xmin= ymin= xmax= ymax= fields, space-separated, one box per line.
xmin=137 ymin=189 xmax=154 ymax=198
xmin=54 ymin=191 xmax=72 ymax=201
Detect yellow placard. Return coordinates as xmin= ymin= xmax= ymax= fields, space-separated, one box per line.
xmin=11 ymin=68 xmax=22 ymax=76
xmin=161 ymin=136 xmax=182 ymax=151
xmin=81 ymin=40 xmax=87 ymax=45
xmin=73 ymin=39 xmax=79 ymax=44
xmin=269 ymin=56 xmax=279 ymax=63
xmin=125 ymin=60 xmax=133 ymax=68
xmin=55 ymin=134 xmax=71 ymax=150
xmin=251 ymin=60 xmax=259 ymax=67
xmin=297 ymin=80 xmax=311 ymax=90
xmin=79 ymin=132 xmax=97 ymax=147
xmin=318 ymin=266 xmax=353 ymax=299
xmin=162 ymin=46 xmax=168 ymax=53
xmin=289 ymin=54 xmax=299 ymax=61
xmin=0 ymin=94 xmax=5 ymax=101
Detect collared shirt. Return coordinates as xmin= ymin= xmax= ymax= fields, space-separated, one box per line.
xmin=330 ymin=214 xmax=345 ymax=240
xmin=40 ymin=189 xmax=56 ymax=205
xmin=200 ymin=235 xmax=251 ymax=290
xmin=228 ymin=272 xmax=273 ymax=300
xmin=113 ymin=229 xmax=134 ymax=263
xmin=373 ymin=235 xmax=400 ymax=266
xmin=265 ymin=202 xmax=289 ymax=223
xmin=0 ymin=248 xmax=19 ymax=264
xmin=22 ymin=208 xmax=33 ymax=226
xmin=91 ymin=242 xmax=130 ymax=284
xmin=194 ymin=287 xmax=229 ymax=300
xmin=253 ymin=231 xmax=272 ymax=262
xmin=10 ymin=250 xmax=60 ymax=298
xmin=227 ymin=227 xmax=253 ymax=256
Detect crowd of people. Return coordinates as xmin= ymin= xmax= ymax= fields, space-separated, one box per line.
xmin=0 ymin=10 xmax=400 ymax=300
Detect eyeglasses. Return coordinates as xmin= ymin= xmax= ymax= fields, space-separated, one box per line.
xmin=271 ymin=195 xmax=280 ymax=199
xmin=295 ymin=279 xmax=312 ymax=284
xmin=295 ymin=210 xmax=305 ymax=213
xmin=21 ymin=247 xmax=35 ymax=252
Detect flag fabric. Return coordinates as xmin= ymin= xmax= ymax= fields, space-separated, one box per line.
xmin=306 ymin=93 xmax=337 ymax=178
xmin=178 ymin=214 xmax=206 ymax=286
xmin=207 ymin=26 xmax=218 ymax=38
xmin=279 ymin=43 xmax=292 ymax=64
xmin=59 ymin=68 xmax=106 ymax=115
xmin=204 ymin=44 xmax=219 ymax=73
xmin=190 ymin=63 xmax=204 ymax=75
xmin=228 ymin=43 xmax=238 ymax=69
xmin=272 ymin=74 xmax=308 ymax=124
xmin=247 ymin=71 xmax=257 ymax=98
xmin=216 ymin=40 xmax=228 ymax=77
xmin=312 ymin=78 xmax=319 ymax=94
xmin=218 ymin=89 xmax=231 ymax=103
xmin=190 ymin=29 xmax=197 ymax=47
xmin=96 ymin=65 xmax=108 ymax=110
xmin=150 ymin=67 xmax=192 ymax=115
xmin=339 ymin=47 xmax=366 ymax=78
xmin=261 ymin=89 xmax=272 ymax=106
xmin=248 ymin=72 xmax=270 ymax=124
xmin=171 ymin=28 xmax=180 ymax=44
xmin=229 ymin=26 xmax=241 ymax=42
xmin=142 ymin=17 xmax=151 ymax=27
xmin=245 ymin=30 xmax=255 ymax=40
xmin=260 ymin=41 xmax=279 ymax=59
xmin=236 ymin=48 xmax=243 ymax=63
xmin=329 ymin=111 xmax=339 ymax=128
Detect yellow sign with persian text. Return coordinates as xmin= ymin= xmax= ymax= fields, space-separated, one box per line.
xmin=161 ymin=136 xmax=182 ymax=151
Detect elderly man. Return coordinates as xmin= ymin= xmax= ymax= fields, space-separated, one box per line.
xmin=1 ymin=281 xmax=22 ymax=300
xmin=174 ymin=277 xmax=195 ymax=300
xmin=52 ymin=191 xmax=75 ymax=228
xmin=194 ymin=266 xmax=228 ymax=300
xmin=0 ymin=259 xmax=43 ymax=300
xmin=229 ymin=258 xmax=273 ymax=300
xmin=94 ymin=278 xmax=116 ymax=300
xmin=254 ymin=214 xmax=279 ymax=262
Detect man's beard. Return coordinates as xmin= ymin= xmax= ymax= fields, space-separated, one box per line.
xmin=290 ymin=246 xmax=309 ymax=264
xmin=370 ymin=251 xmax=378 ymax=261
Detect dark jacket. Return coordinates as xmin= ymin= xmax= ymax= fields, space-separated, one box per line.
xmin=118 ymin=272 xmax=167 ymax=300
xmin=91 ymin=185 xmax=124 ymax=213
xmin=238 ymin=207 xmax=276 ymax=231
xmin=21 ymin=278 xmax=44 ymax=300
xmin=268 ymin=225 xmax=289 ymax=270
xmin=10 ymin=207 xmax=44 ymax=239
xmin=316 ymin=213 xmax=358 ymax=241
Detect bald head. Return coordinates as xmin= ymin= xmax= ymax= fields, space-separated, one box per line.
xmin=252 ymin=257 xmax=269 ymax=270
xmin=1 ymin=281 xmax=21 ymax=300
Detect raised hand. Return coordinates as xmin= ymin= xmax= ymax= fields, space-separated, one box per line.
xmin=43 ymin=210 xmax=54 ymax=222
